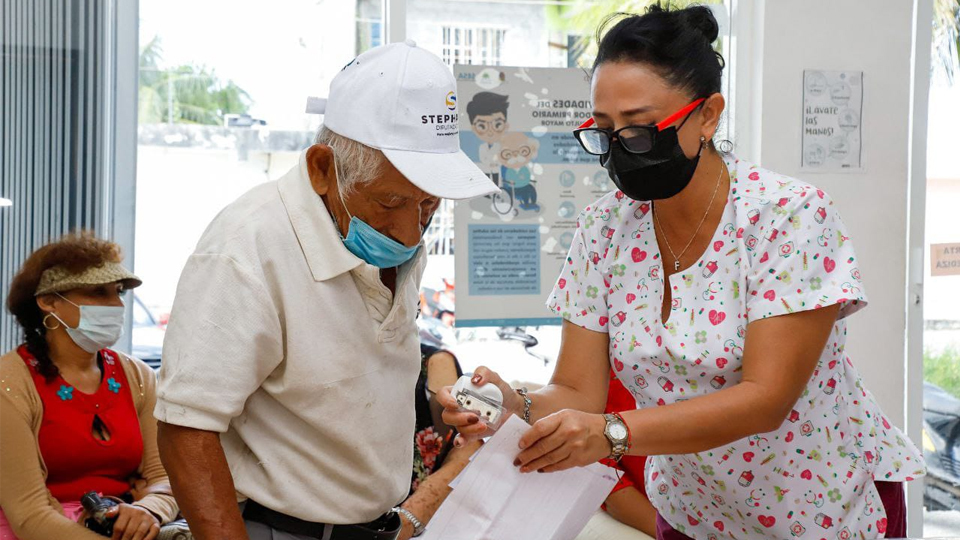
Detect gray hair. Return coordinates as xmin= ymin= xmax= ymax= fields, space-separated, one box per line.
xmin=314 ymin=125 xmax=386 ymax=196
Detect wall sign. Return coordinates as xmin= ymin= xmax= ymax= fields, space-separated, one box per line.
xmin=932 ymin=243 xmax=960 ymax=277
xmin=454 ymin=65 xmax=606 ymax=327
xmin=801 ymin=70 xmax=863 ymax=172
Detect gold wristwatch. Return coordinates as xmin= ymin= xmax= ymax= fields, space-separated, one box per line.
xmin=603 ymin=413 xmax=630 ymax=461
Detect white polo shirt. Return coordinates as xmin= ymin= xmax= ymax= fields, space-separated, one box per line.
xmin=155 ymin=150 xmax=425 ymax=524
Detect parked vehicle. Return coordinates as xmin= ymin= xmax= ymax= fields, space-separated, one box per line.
xmin=132 ymin=296 xmax=165 ymax=369
xmin=923 ymin=382 xmax=960 ymax=511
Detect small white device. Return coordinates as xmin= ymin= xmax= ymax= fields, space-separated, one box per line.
xmin=453 ymin=375 xmax=504 ymax=427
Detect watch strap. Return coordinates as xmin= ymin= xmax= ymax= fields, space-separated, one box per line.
xmin=603 ymin=413 xmax=630 ymax=461
xmin=393 ymin=507 xmax=425 ymax=537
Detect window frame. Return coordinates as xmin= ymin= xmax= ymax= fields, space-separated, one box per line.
xmin=440 ymin=24 xmax=508 ymax=67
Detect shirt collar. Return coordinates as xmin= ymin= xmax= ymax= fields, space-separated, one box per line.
xmin=278 ymin=150 xmax=427 ymax=283
xmin=278 ymin=151 xmax=363 ymax=282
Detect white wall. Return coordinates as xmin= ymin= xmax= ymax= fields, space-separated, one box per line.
xmin=747 ymin=1 xmax=928 ymax=534
xmin=758 ymin=1 xmax=914 ymax=419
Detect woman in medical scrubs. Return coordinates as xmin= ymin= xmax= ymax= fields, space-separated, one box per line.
xmin=441 ymin=5 xmax=924 ymax=539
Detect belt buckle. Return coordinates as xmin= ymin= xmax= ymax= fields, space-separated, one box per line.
xmin=351 ymin=511 xmax=401 ymax=538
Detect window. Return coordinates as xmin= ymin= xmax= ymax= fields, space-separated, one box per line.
xmin=408 ymin=0 xmax=567 ymax=69
xmin=132 ymin=296 xmax=156 ymax=328
xmin=922 ymin=58 xmax=960 ymax=535
xmin=441 ymin=26 xmax=506 ymax=66
xmin=134 ymin=0 xmax=382 ymax=360
xmin=357 ymin=0 xmax=383 ymax=53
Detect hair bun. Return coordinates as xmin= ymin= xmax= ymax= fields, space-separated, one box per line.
xmin=682 ymin=6 xmax=719 ymax=43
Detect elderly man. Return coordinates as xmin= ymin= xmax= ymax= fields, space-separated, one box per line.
xmin=155 ymin=41 xmax=497 ymax=540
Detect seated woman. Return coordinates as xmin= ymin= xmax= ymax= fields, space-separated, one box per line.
xmin=0 ymin=232 xmax=183 ymax=540
xmin=394 ymin=343 xmax=482 ymax=539
xmin=577 ymin=370 xmax=657 ymax=540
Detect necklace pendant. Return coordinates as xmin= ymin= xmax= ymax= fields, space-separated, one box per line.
xmin=674 ymin=260 xmax=681 ymax=271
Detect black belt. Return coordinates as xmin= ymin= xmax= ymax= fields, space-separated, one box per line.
xmin=242 ymin=500 xmax=401 ymax=540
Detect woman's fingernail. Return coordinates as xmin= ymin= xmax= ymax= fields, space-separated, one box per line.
xmin=454 ymin=437 xmax=463 ymax=448
xmin=472 ymin=375 xmax=481 ymax=383
xmin=537 ymin=469 xmax=545 ymax=474
xmin=513 ymin=459 xmax=521 ymax=467
xmin=468 ymin=416 xmax=479 ymax=424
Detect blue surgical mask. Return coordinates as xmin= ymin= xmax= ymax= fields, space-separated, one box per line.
xmin=52 ymin=293 xmax=126 ymax=353
xmin=334 ymin=158 xmax=421 ymax=269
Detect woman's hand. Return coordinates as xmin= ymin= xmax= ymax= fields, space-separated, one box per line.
xmin=514 ymin=409 xmax=610 ymax=473
xmin=106 ymin=503 xmax=160 ymax=540
xmin=128 ymin=477 xmax=150 ymax=502
xmin=438 ymin=367 xmax=523 ymax=444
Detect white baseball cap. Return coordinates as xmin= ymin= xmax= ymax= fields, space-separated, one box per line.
xmin=308 ymin=40 xmax=499 ymax=200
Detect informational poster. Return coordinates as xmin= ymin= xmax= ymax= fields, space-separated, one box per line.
xmin=932 ymin=243 xmax=960 ymax=277
xmin=801 ymin=70 xmax=863 ymax=172
xmin=454 ymin=65 xmax=607 ymax=327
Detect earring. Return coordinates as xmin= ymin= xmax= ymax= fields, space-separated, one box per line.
xmin=43 ymin=314 xmax=60 ymax=330
xmin=700 ymin=136 xmax=707 ymax=148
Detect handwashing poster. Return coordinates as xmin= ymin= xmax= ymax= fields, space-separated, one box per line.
xmin=454 ymin=65 xmax=609 ymax=327
xmin=801 ymin=70 xmax=864 ymax=172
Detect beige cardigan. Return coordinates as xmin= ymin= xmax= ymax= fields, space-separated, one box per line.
xmin=0 ymin=348 xmax=179 ymax=539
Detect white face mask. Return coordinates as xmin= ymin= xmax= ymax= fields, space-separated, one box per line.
xmin=51 ymin=293 xmax=126 ymax=353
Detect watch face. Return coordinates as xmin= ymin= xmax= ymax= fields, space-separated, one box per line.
xmin=609 ymin=423 xmax=628 ymax=441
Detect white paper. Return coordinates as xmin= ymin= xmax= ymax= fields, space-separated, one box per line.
xmin=801 ymin=70 xmax=863 ymax=172
xmin=422 ymin=416 xmax=618 ymax=540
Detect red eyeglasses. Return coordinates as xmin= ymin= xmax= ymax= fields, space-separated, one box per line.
xmin=573 ymin=98 xmax=705 ymax=155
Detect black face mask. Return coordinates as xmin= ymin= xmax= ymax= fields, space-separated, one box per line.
xmin=600 ymin=127 xmax=702 ymax=202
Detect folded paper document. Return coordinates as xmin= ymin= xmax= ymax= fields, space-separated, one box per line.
xmin=422 ymin=415 xmax=619 ymax=540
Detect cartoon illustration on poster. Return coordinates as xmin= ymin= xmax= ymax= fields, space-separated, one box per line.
xmin=454 ymin=65 xmax=610 ymax=327
xmin=801 ymin=70 xmax=863 ymax=172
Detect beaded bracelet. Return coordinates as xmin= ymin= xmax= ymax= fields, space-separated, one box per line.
xmin=515 ymin=387 xmax=532 ymax=424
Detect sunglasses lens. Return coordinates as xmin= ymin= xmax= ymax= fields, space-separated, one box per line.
xmin=619 ymin=127 xmax=655 ymax=154
xmin=577 ymin=130 xmax=610 ymax=155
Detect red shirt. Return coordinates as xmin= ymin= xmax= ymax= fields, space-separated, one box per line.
xmin=19 ymin=346 xmax=144 ymax=502
xmin=601 ymin=370 xmax=647 ymax=496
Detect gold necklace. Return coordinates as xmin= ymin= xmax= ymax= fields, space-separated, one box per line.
xmin=654 ymin=159 xmax=726 ymax=272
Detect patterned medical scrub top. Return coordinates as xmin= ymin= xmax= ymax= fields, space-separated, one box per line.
xmin=547 ymin=154 xmax=925 ymax=539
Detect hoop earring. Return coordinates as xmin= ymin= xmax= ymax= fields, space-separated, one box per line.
xmin=42 ymin=314 xmax=61 ymax=330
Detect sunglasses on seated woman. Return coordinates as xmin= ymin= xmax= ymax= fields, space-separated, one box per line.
xmin=573 ymin=98 xmax=705 ymax=155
